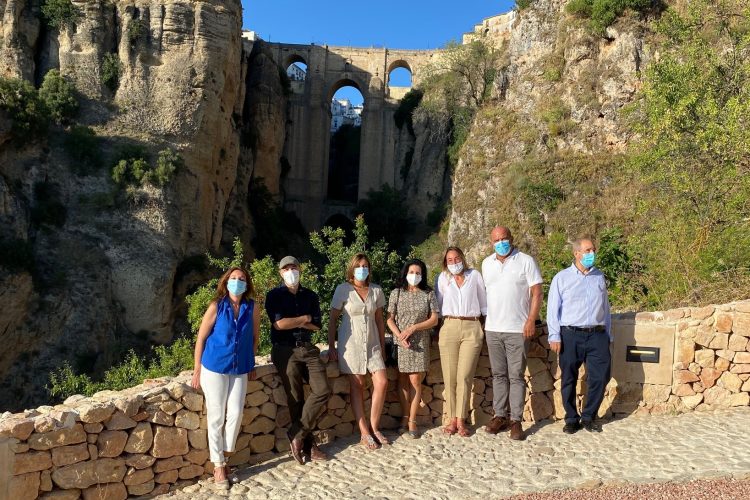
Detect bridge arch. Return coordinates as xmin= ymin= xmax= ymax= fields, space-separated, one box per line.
xmin=327 ymin=77 xmax=369 ymax=104
xmin=386 ymin=59 xmax=412 ymax=78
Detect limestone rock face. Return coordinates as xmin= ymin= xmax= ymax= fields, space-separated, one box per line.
xmin=446 ymin=0 xmax=651 ymax=258
xmin=0 ymin=0 xmax=41 ymax=80
xmin=0 ymin=0 xmax=248 ymax=410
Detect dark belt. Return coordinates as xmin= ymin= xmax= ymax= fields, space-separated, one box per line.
xmin=273 ymin=340 xmax=314 ymax=348
xmin=562 ymin=325 xmax=606 ymax=333
xmin=444 ymin=315 xmax=481 ymax=321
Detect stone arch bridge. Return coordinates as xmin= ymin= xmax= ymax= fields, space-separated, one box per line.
xmin=261 ymin=42 xmax=441 ymax=231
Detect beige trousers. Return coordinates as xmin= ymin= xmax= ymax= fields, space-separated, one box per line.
xmin=438 ymin=318 xmax=484 ymax=420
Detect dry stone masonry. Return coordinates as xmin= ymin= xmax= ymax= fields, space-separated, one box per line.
xmin=1 ymin=300 xmax=748 ymax=498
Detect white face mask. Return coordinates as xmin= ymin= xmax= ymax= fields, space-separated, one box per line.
xmin=406 ymin=273 xmax=422 ymax=286
xmin=282 ymin=269 xmax=300 ymax=286
xmin=447 ymin=262 xmax=464 ymax=275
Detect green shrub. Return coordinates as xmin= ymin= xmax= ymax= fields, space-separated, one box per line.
xmin=41 ymin=0 xmax=81 ymax=31
xmin=566 ymin=0 xmax=656 ymax=34
xmin=128 ymin=19 xmax=146 ymax=44
xmin=47 ymin=337 xmax=195 ymax=399
xmin=0 ymin=237 xmax=34 ymax=273
xmin=149 ymin=148 xmax=183 ymax=187
xmin=394 ymin=89 xmax=423 ymax=135
xmin=31 ymin=182 xmax=67 ymax=229
xmin=0 ymin=77 xmax=48 ymax=140
xmin=39 ymin=70 xmax=78 ymax=123
xmin=111 ymin=147 xmax=181 ymax=188
xmin=516 ymin=0 xmax=535 ymax=10
xmin=64 ymin=126 xmax=102 ymax=174
xmin=101 ymin=53 xmax=122 ymax=92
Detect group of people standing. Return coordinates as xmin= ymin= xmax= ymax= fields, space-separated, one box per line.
xmin=190 ymin=227 xmax=612 ymax=489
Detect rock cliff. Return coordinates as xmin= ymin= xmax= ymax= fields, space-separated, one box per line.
xmin=0 ymin=0 xmax=289 ymax=410
xmin=446 ymin=0 xmax=651 ymax=261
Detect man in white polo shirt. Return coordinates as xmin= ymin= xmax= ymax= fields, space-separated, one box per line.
xmin=481 ymin=226 xmax=543 ymax=440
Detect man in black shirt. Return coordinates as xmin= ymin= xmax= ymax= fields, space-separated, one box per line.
xmin=265 ymin=256 xmax=331 ymax=464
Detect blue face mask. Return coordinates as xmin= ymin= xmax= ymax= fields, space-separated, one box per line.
xmin=494 ymin=240 xmax=512 ymax=256
xmin=227 ymin=278 xmax=247 ymax=295
xmin=581 ymin=252 xmax=596 ymax=269
xmin=354 ymin=266 xmax=369 ymax=282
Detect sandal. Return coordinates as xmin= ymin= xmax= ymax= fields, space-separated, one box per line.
xmin=373 ymin=430 xmax=391 ymax=446
xmin=360 ymin=434 xmax=381 ymax=450
xmin=398 ymin=416 xmax=409 ymax=434
xmin=405 ymin=420 xmax=420 ymax=439
xmin=212 ymin=466 xmax=230 ymax=490
xmin=456 ymin=424 xmax=471 ymax=437
xmin=226 ymin=466 xmax=240 ymax=484
xmin=442 ymin=423 xmax=457 ymax=435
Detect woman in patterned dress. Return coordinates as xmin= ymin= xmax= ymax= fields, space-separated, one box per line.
xmin=386 ymin=259 xmax=439 ymax=439
xmin=327 ymin=253 xmax=389 ymax=449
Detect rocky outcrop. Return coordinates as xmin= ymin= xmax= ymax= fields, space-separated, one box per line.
xmin=0 ymin=0 xmax=290 ymax=411
xmin=0 ymin=0 xmax=41 ymax=80
xmin=447 ymin=0 xmax=650 ymax=258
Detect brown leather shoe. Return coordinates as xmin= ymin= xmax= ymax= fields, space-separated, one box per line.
xmin=509 ymin=420 xmax=525 ymax=441
xmin=309 ymin=443 xmax=330 ymax=461
xmin=288 ymin=432 xmax=305 ymax=464
xmin=484 ymin=416 xmax=510 ymax=434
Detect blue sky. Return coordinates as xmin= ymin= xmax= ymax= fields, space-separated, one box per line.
xmin=243 ymin=1 xmax=516 ymax=104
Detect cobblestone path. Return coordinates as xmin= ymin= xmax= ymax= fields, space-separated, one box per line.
xmin=167 ymin=407 xmax=750 ymax=499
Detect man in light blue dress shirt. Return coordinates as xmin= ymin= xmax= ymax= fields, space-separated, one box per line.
xmin=547 ymin=237 xmax=611 ymax=434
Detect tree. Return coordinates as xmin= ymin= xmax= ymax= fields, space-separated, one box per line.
xmin=39 ymin=70 xmax=78 ymax=123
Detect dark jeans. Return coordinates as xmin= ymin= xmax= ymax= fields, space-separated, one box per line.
xmin=560 ymin=327 xmax=611 ymax=424
xmin=271 ymin=343 xmax=331 ymax=443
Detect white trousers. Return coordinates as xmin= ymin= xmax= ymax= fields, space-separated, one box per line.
xmin=200 ymin=365 xmax=247 ymax=465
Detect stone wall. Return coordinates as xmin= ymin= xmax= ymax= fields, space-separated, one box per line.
xmin=2 ymin=300 xmax=749 ymax=499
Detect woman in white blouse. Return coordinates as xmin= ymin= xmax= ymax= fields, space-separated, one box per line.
xmin=328 ymin=253 xmax=388 ymax=450
xmin=434 ymin=246 xmax=487 ymax=437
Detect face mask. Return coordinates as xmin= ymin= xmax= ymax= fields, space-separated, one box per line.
xmin=406 ymin=273 xmax=422 ymax=286
xmin=227 ymin=278 xmax=247 ymax=296
xmin=282 ymin=269 xmax=300 ymax=286
xmin=494 ymin=240 xmax=512 ymax=256
xmin=354 ymin=266 xmax=369 ymax=281
xmin=447 ymin=262 xmax=464 ymax=275
xmin=580 ymin=252 xmax=596 ymax=269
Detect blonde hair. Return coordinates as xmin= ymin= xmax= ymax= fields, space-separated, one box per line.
xmin=346 ymin=253 xmax=371 ymax=284
xmin=442 ymin=246 xmax=469 ymax=274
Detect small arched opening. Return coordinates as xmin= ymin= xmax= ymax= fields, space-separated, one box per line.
xmin=285 ymin=55 xmax=308 ymax=81
xmin=387 ymin=60 xmax=413 ymax=99
xmin=327 ymin=79 xmax=364 ymax=203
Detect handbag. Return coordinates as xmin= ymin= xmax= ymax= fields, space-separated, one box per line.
xmin=384 ymin=289 xmax=401 ymax=368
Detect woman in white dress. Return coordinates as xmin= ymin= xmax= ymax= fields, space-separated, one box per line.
xmin=327 ymin=253 xmax=388 ymax=450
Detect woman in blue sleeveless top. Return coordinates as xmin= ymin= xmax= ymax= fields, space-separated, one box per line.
xmin=191 ymin=266 xmax=260 ymax=490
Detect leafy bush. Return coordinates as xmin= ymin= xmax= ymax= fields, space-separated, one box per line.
xmin=566 ymin=0 xmax=657 ymax=34
xmin=394 ymin=88 xmax=423 ymax=135
xmin=0 ymin=77 xmax=49 ymax=140
xmin=516 ymin=0 xmax=535 ymax=10
xmin=128 ymin=19 xmax=146 ymax=44
xmin=0 ymin=237 xmax=34 ymax=273
xmin=64 ymin=126 xmax=102 ymax=174
xmin=101 ymin=53 xmax=122 ymax=92
xmin=151 ymin=148 xmax=183 ymax=187
xmin=625 ymin=0 xmax=750 ymax=307
xmin=39 ymin=70 xmax=78 ymax=123
xmin=31 ymin=182 xmax=67 ymax=229
xmin=41 ymin=0 xmax=81 ymax=31
xmin=111 ymin=147 xmax=181 ymax=188
xmin=48 ymin=337 xmax=195 ymax=398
